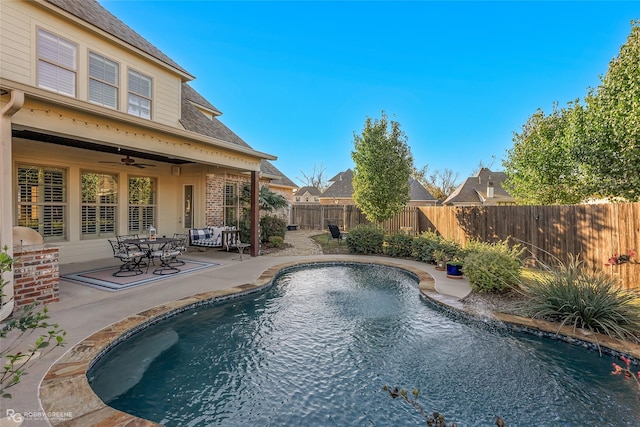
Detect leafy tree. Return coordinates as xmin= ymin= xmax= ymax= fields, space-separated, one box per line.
xmin=241 ymin=184 xmax=289 ymax=213
xmin=580 ymin=20 xmax=640 ymax=201
xmin=351 ymin=111 xmax=413 ymax=223
xmin=296 ymin=163 xmax=329 ymax=192
xmin=412 ymin=165 xmax=459 ymax=201
xmin=504 ymin=20 xmax=640 ymax=204
xmin=503 ymin=102 xmax=588 ymax=205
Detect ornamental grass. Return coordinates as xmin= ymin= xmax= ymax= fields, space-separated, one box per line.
xmin=519 ymin=256 xmax=640 ymax=343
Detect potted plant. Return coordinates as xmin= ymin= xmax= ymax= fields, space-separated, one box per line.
xmin=446 ymin=260 xmax=464 ymax=279
xmin=433 ymin=249 xmax=448 ymax=271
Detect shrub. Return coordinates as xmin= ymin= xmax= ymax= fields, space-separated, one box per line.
xmin=345 ymin=224 xmax=384 ymax=254
xmin=519 ymin=256 xmax=640 ymax=342
xmin=259 ymin=215 xmax=286 ymax=243
xmin=462 ymin=239 xmax=524 ymax=293
xmin=268 ymin=235 xmax=284 ymax=248
xmin=412 ymin=231 xmax=440 ymax=263
xmin=383 ymin=233 xmax=415 ymax=258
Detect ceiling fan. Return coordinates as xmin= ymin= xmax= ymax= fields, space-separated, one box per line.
xmin=99 ymin=155 xmax=156 ymax=169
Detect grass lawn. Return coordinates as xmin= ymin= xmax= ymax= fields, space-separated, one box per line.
xmin=311 ymin=233 xmax=350 ymax=254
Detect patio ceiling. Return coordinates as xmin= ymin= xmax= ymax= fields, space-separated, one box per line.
xmin=13 ymin=129 xmax=192 ymax=165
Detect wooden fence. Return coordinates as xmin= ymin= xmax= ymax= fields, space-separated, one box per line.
xmin=418 ymin=204 xmax=640 ymax=290
xmin=291 ymin=204 xmax=418 ymax=233
xmin=291 ymin=203 xmax=639 ymax=289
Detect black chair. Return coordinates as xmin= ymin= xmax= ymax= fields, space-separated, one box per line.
xmin=168 ymin=233 xmax=189 ymax=266
xmin=327 ymin=224 xmax=347 ymax=245
xmin=108 ymin=239 xmax=146 ymax=277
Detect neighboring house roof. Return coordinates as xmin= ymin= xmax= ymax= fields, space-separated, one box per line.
xmin=409 ymin=178 xmax=437 ymax=202
xmin=443 ymin=168 xmax=514 ymax=205
xmin=322 ymin=170 xmax=436 ymax=202
xmin=323 ymin=169 xmax=354 ymax=198
xmin=45 ymin=0 xmax=192 ymax=78
xmin=296 ymin=186 xmax=322 ymax=197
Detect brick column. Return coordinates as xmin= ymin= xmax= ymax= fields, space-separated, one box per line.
xmin=12 ymin=246 xmax=60 ymax=310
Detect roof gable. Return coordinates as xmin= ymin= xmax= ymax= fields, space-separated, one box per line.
xmin=443 ymin=168 xmax=514 ymax=205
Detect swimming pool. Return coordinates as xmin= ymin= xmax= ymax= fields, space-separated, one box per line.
xmin=88 ymin=263 xmax=639 ymax=426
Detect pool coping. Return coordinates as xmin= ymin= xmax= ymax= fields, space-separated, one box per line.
xmin=39 ymin=258 xmax=640 ymax=426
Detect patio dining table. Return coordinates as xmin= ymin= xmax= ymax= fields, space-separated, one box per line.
xmin=122 ymin=237 xmax=181 ymax=275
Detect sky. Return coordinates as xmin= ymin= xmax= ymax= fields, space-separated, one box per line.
xmin=99 ymin=0 xmax=639 ymax=187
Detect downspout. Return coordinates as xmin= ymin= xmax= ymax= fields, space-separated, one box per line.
xmin=0 ymin=89 xmax=24 ymax=321
xmin=250 ymin=171 xmax=259 ymax=257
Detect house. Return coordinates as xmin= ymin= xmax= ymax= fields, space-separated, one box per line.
xmin=293 ymin=186 xmax=322 ymax=204
xmin=0 ymin=0 xmax=295 ymax=268
xmin=442 ymin=168 xmax=515 ymax=206
xmin=320 ymin=169 xmax=437 ymax=206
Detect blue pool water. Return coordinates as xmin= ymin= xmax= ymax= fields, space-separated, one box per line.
xmin=88 ymin=264 xmax=639 ymax=426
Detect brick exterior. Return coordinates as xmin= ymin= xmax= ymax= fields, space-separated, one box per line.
xmin=12 ymin=246 xmax=60 ymax=310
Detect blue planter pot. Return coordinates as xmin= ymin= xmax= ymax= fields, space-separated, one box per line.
xmin=446 ymin=263 xmax=463 ymax=278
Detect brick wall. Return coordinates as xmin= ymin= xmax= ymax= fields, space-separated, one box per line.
xmin=12 ymin=246 xmax=60 ymax=310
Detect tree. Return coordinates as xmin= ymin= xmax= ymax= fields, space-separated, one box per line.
xmin=504 ymin=20 xmax=640 ymax=204
xmin=351 ymin=111 xmax=413 ymax=223
xmin=503 ymin=102 xmax=588 ymax=205
xmin=581 ymin=20 xmax=640 ymax=201
xmin=296 ymin=163 xmax=329 ymax=192
xmin=412 ymin=165 xmax=460 ymax=201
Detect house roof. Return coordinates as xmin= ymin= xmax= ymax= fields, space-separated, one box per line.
xmin=44 ymin=1 xmax=296 ymax=187
xmin=323 ymin=170 xmax=436 ymax=201
xmin=296 ymin=186 xmax=322 ymax=196
xmin=260 ymin=160 xmax=297 ymax=188
xmin=45 ymin=0 xmax=192 ymax=78
xmin=443 ymin=168 xmax=514 ymax=205
xmin=409 ymin=178 xmax=437 ymax=201
xmin=322 ymin=169 xmax=354 ymax=198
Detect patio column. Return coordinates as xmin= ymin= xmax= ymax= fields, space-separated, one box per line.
xmin=250 ymin=170 xmax=259 ymax=256
xmin=0 ymin=89 xmax=24 ymax=321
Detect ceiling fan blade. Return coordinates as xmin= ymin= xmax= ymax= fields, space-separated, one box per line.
xmin=97 ymin=161 xmax=121 ymax=164
xmin=137 ymin=163 xmax=156 ymax=167
xmin=132 ymin=163 xmax=146 ymax=169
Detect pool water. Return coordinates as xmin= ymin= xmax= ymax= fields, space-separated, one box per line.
xmin=88 ymin=264 xmax=639 ymax=426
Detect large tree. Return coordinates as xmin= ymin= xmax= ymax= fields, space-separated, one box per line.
xmin=581 ymin=20 xmax=640 ymax=201
xmin=351 ymin=111 xmax=413 ymax=223
xmin=412 ymin=164 xmax=459 ymax=201
xmin=296 ymin=163 xmax=329 ymax=192
xmin=503 ymin=102 xmax=588 ymax=205
xmin=504 ymin=20 xmax=640 ymax=204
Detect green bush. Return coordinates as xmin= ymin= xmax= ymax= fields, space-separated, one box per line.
xmin=259 ymin=215 xmax=287 ymax=243
xmin=412 ymin=231 xmax=441 ymax=263
xmin=345 ymin=224 xmax=384 ymax=254
xmin=412 ymin=231 xmax=461 ymax=264
xmin=383 ymin=233 xmax=415 ymax=258
xmin=519 ymin=257 xmax=640 ymax=342
xmin=462 ymin=239 xmax=524 ymax=293
xmin=268 ymin=235 xmax=284 ymax=248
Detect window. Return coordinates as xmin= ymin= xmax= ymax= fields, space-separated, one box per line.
xmin=128 ymin=69 xmax=152 ymax=119
xmin=17 ymin=166 xmax=67 ymax=241
xmin=81 ymin=172 xmax=118 ymax=238
xmin=37 ymin=29 xmax=77 ymax=96
xmin=89 ymin=52 xmax=118 ymax=109
xmin=128 ymin=176 xmax=156 ymax=234
xmin=224 ymin=182 xmax=239 ymax=226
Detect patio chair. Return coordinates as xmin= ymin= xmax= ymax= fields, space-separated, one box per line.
xmin=168 ymin=233 xmax=189 ymax=266
xmin=147 ymin=244 xmax=181 ymax=275
xmin=327 ymin=224 xmax=347 ymax=245
xmin=108 ymin=239 xmax=146 ymax=277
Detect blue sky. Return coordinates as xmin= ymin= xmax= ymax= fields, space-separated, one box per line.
xmin=100 ymin=1 xmax=638 ymax=187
